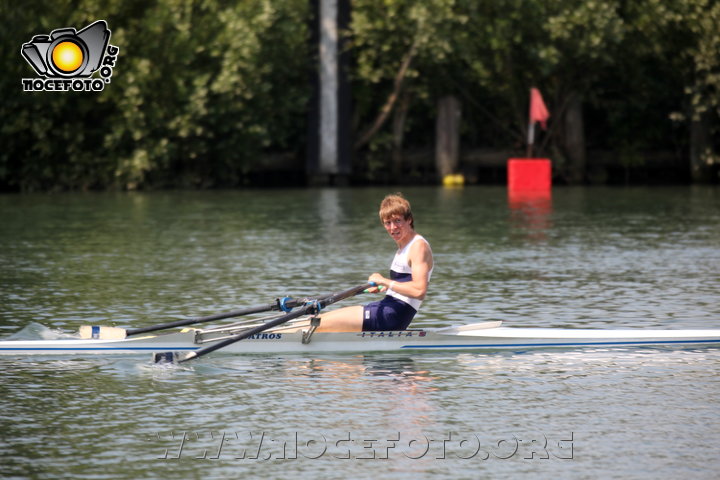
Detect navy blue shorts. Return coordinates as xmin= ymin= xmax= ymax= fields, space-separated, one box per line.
xmin=362 ymin=296 xmax=417 ymax=331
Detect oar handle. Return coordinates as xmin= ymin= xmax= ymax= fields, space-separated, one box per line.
xmin=315 ymin=282 xmax=375 ymax=310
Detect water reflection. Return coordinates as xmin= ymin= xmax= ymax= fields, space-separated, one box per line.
xmin=286 ymin=355 xmax=436 ymax=389
xmin=362 ymin=356 xmax=435 ymax=382
xmin=277 ymin=355 xmax=438 ymax=430
xmin=507 ymin=190 xmax=552 ymax=241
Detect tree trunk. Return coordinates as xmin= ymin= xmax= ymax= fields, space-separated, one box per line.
xmin=391 ymin=93 xmax=410 ymax=176
xmin=563 ymin=92 xmax=586 ymax=184
xmin=354 ymin=38 xmax=418 ymax=150
xmin=435 ymin=95 xmax=461 ymax=179
xmin=690 ymin=109 xmax=713 ymax=183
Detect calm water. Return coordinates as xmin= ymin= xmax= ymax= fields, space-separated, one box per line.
xmin=1 ymin=186 xmax=719 ymax=479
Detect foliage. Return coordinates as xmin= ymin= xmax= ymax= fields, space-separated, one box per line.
xmin=1 ymin=0 xmax=310 ymax=190
xmin=350 ymin=0 xmax=718 ymax=178
xmin=0 ymin=0 xmax=718 ymax=190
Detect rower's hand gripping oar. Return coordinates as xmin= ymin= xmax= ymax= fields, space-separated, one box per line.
xmin=79 ymin=296 xmax=302 ymax=340
xmin=157 ymin=282 xmax=374 ymax=364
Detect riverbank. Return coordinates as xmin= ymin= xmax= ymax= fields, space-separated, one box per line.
xmin=248 ymin=148 xmax=713 ymax=187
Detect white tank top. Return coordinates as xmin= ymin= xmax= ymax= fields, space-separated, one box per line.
xmin=387 ymin=234 xmax=433 ymax=311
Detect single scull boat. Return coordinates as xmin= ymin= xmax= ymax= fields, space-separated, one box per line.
xmin=1 ymin=320 xmax=719 ymax=356
xmin=2 ymin=284 xmax=718 ymax=360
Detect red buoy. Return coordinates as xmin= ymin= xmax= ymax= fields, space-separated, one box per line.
xmin=507 ymin=158 xmax=552 ymax=192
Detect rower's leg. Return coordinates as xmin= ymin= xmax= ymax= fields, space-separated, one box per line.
xmin=270 ymin=319 xmax=312 ymax=333
xmin=315 ymin=305 xmax=364 ymax=332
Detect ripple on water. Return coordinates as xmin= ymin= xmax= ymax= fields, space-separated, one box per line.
xmin=1 ymin=187 xmax=719 ymax=478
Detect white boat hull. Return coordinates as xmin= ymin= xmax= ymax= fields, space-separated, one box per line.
xmin=1 ymin=322 xmax=720 ymax=356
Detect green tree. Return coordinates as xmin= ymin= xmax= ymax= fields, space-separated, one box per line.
xmin=104 ymin=0 xmax=311 ymax=189
xmin=1 ymin=0 xmax=310 ymax=191
xmin=349 ymin=0 xmax=466 ymax=178
xmin=629 ymin=0 xmax=720 ymax=182
xmin=2 ymin=0 xmax=718 ymax=190
xmin=349 ymin=0 xmax=628 ymax=183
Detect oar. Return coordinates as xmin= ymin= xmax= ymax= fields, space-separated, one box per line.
xmin=161 ymin=282 xmax=374 ymax=364
xmin=79 ymin=297 xmax=301 ymax=340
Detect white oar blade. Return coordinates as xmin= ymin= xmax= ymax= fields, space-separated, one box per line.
xmin=78 ymin=325 xmax=127 ymax=340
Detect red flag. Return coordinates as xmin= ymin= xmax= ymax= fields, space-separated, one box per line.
xmin=529 ymin=88 xmax=549 ymax=129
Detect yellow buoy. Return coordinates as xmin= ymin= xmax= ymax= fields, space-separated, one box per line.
xmin=442 ymin=174 xmax=465 ymax=187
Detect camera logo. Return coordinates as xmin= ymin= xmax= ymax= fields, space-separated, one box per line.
xmin=21 ymin=20 xmax=119 ymax=92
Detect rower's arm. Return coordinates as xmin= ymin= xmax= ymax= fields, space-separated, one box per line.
xmin=368 ymin=240 xmax=433 ymax=300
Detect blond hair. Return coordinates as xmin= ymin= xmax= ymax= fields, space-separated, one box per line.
xmin=378 ymin=193 xmax=414 ymax=229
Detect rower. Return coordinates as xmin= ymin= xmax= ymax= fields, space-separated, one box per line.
xmin=314 ymin=193 xmax=434 ymax=333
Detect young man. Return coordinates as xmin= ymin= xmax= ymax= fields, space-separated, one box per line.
xmin=316 ymin=193 xmax=433 ymax=332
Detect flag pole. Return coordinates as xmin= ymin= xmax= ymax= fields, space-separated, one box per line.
xmin=526 ymin=121 xmax=535 ymax=158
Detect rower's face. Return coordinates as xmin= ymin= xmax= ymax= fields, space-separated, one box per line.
xmin=383 ymin=215 xmax=412 ymax=243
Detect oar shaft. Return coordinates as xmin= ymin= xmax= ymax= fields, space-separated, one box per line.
xmin=179 ymin=306 xmax=311 ymax=362
xmin=126 ymin=302 xmax=280 ymax=337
